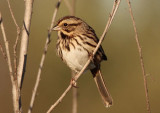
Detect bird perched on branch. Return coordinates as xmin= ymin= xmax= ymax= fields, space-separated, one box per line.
xmin=53 ymin=16 xmax=113 ymax=107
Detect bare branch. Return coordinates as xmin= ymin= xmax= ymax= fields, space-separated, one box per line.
xmin=64 ymin=0 xmax=76 ymax=15
xmin=47 ymin=85 xmax=72 ymax=113
xmin=71 ymin=1 xmax=77 ymax=113
xmin=0 ymin=13 xmax=13 ymax=75
xmin=0 ymin=12 xmax=20 ymax=113
xmin=27 ymin=0 xmax=62 ymax=113
xmin=71 ymin=0 xmax=76 ymax=16
xmin=7 ymin=0 xmax=21 ymax=79
xmin=72 ymin=72 xmax=78 ymax=113
xmin=13 ymin=33 xmax=21 ymax=77
xmin=0 ymin=42 xmax=7 ymax=60
xmin=126 ymin=0 xmax=151 ymax=113
xmin=64 ymin=0 xmax=72 ymax=15
xmin=46 ymin=0 xmax=121 ymax=112
xmin=17 ymin=0 xmax=34 ymax=89
xmin=7 ymin=0 xmax=20 ymax=29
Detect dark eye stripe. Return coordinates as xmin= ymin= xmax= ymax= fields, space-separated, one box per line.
xmin=69 ymin=22 xmax=81 ymax=26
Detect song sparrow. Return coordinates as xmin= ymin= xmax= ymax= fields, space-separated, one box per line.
xmin=53 ymin=16 xmax=113 ymax=107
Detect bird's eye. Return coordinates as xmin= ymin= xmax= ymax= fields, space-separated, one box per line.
xmin=63 ymin=23 xmax=68 ymax=26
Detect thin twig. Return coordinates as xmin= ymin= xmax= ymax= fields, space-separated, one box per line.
xmin=17 ymin=0 xmax=34 ymax=89
xmin=7 ymin=0 xmax=20 ymax=29
xmin=72 ymin=71 xmax=77 ymax=113
xmin=0 ymin=43 xmax=7 ymax=60
xmin=71 ymin=0 xmax=76 ymax=16
xmin=64 ymin=0 xmax=76 ymax=15
xmin=7 ymin=0 xmax=21 ymax=78
xmin=46 ymin=0 xmax=121 ymax=113
xmin=47 ymin=85 xmax=72 ymax=113
xmin=0 ymin=12 xmax=20 ymax=113
xmin=71 ymin=1 xmax=77 ymax=113
xmin=126 ymin=0 xmax=151 ymax=113
xmin=27 ymin=0 xmax=61 ymax=113
xmin=64 ymin=0 xmax=73 ymax=15
xmin=13 ymin=32 xmax=21 ymax=78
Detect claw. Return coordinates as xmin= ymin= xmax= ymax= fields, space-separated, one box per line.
xmin=89 ymin=52 xmax=94 ymax=62
xmin=70 ymin=78 xmax=78 ymax=88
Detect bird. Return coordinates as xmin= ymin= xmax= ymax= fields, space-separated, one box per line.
xmin=52 ymin=16 xmax=113 ymax=107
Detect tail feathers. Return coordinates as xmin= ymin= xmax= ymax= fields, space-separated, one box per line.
xmin=91 ymin=68 xmax=113 ymax=107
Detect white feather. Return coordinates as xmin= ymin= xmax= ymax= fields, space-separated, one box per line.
xmin=62 ymin=46 xmax=95 ymax=72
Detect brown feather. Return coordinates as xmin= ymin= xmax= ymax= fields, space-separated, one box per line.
xmin=54 ymin=16 xmax=112 ymax=108
xmin=91 ymin=67 xmax=113 ymax=107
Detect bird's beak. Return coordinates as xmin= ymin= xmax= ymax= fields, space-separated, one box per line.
xmin=52 ymin=25 xmax=61 ymax=31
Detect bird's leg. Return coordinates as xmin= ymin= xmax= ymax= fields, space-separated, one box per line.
xmin=88 ymin=52 xmax=94 ymax=62
xmin=70 ymin=71 xmax=79 ymax=88
xmin=70 ymin=77 xmax=78 ymax=88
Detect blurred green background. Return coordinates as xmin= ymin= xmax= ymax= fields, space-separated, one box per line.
xmin=0 ymin=0 xmax=160 ymax=113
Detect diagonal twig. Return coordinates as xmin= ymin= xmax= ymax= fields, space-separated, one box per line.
xmin=7 ymin=0 xmax=21 ymax=79
xmin=46 ymin=0 xmax=121 ymax=113
xmin=7 ymin=0 xmax=19 ymax=29
xmin=126 ymin=0 xmax=151 ymax=113
xmin=27 ymin=0 xmax=62 ymax=113
xmin=0 ymin=42 xmax=7 ymax=60
xmin=0 ymin=12 xmax=20 ymax=113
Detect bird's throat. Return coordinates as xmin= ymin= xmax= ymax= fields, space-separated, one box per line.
xmin=60 ymin=32 xmax=67 ymax=39
xmin=58 ymin=31 xmax=73 ymax=39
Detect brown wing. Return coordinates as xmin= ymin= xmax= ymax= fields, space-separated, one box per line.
xmin=98 ymin=45 xmax=107 ymax=60
xmin=87 ymin=25 xmax=107 ymax=63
